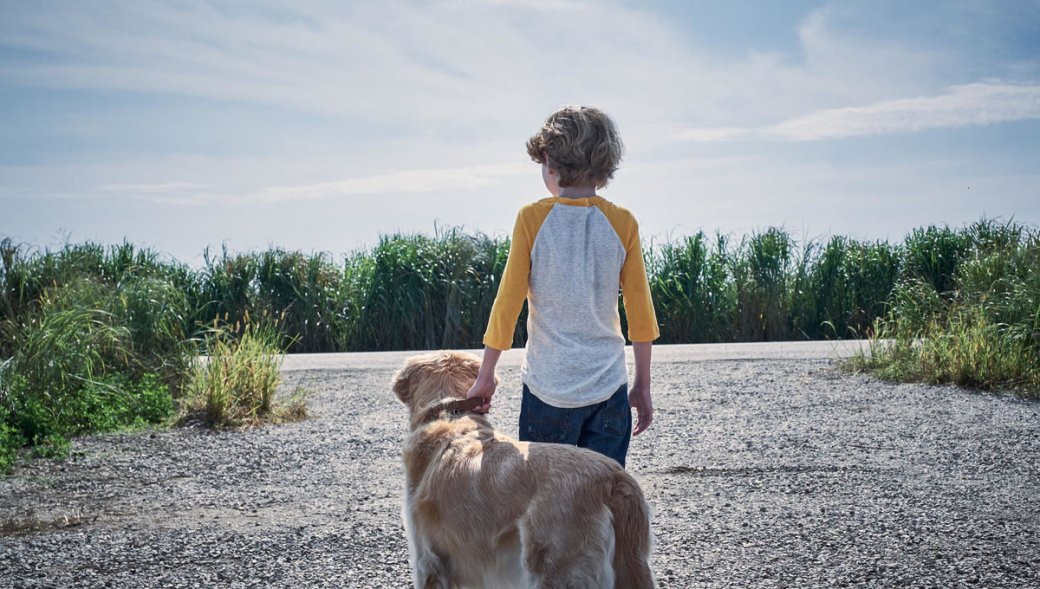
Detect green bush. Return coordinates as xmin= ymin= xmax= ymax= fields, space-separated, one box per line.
xmin=0 ymin=401 xmax=23 ymax=473
xmin=73 ymin=373 xmax=173 ymax=432
xmin=0 ymin=274 xmax=182 ymax=459
xmin=852 ymin=220 xmax=1040 ymax=396
xmin=184 ymin=322 xmax=302 ymax=428
xmin=1 ymin=368 xmax=173 ymax=462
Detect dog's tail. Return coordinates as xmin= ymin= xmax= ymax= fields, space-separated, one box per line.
xmin=607 ymin=471 xmax=655 ymax=588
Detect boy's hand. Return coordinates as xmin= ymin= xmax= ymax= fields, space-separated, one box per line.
xmin=465 ymin=376 xmax=496 ymax=414
xmin=629 ymin=382 xmax=653 ymax=436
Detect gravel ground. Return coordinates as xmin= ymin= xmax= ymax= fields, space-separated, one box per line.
xmin=1 ymin=343 xmax=1038 ymax=588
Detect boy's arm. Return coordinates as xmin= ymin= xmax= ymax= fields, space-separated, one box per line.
xmin=482 ymin=209 xmax=533 ymax=351
xmin=467 ymin=208 xmax=535 ymax=413
xmin=619 ymin=218 xmax=660 ymax=343
xmin=630 ymin=341 xmax=653 ymax=435
xmin=466 ymin=346 xmax=501 ymax=414
xmin=619 ymin=216 xmax=658 ymax=435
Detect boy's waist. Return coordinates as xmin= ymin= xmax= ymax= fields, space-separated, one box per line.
xmin=520 ymin=344 xmax=628 ymax=409
xmin=520 ymin=369 xmax=628 ymax=409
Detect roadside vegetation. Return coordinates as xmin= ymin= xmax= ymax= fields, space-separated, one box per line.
xmin=183 ymin=318 xmax=306 ymax=428
xmin=0 ymin=241 xmax=304 ymax=473
xmin=1 ymin=218 xmax=1037 ymax=471
xmin=848 ymin=221 xmax=1040 ymax=397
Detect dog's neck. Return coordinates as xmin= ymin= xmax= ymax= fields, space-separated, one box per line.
xmin=412 ymin=396 xmax=487 ymax=429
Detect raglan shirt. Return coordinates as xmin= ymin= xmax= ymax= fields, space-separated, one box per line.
xmin=484 ymin=196 xmax=660 ymax=408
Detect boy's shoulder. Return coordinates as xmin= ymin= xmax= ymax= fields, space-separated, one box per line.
xmin=520 ymin=195 xmax=639 ymax=225
xmin=518 ymin=196 xmax=640 ymax=245
xmin=521 ymin=196 xmax=636 ymax=217
xmin=592 ymin=198 xmax=640 ymax=245
xmin=522 ymin=197 xmax=558 ymax=213
xmin=590 ymin=196 xmax=636 ymax=221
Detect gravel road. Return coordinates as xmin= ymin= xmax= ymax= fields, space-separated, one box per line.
xmin=1 ymin=342 xmax=1038 ymax=588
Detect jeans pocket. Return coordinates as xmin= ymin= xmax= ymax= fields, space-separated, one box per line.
xmin=528 ymin=415 xmax=573 ymax=443
xmin=520 ymin=385 xmax=575 ymax=443
xmin=600 ymin=384 xmax=631 ymax=437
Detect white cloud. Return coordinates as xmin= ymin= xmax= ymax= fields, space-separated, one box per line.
xmin=250 ymin=162 xmax=528 ymax=203
xmin=2 ymin=0 xmax=1039 ymax=260
xmin=0 ymin=0 xmax=683 ymax=125
xmin=771 ymin=83 xmax=1040 ymax=140
xmin=99 ymin=181 xmax=209 ymax=195
xmin=672 ymin=127 xmax=755 ymax=142
xmin=77 ymin=162 xmax=530 ymax=206
xmin=674 ymin=83 xmax=1040 ymax=142
xmin=4 ymin=0 xmax=1025 ymax=152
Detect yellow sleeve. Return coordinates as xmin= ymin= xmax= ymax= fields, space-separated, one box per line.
xmin=483 ymin=208 xmax=535 ymax=350
xmin=619 ymin=219 xmax=660 ymax=342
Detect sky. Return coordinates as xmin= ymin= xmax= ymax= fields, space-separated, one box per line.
xmin=2 ymin=0 xmax=1039 ymax=264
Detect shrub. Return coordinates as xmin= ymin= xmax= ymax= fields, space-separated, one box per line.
xmin=852 ymin=220 xmax=1040 ymax=396
xmin=0 ymin=401 xmax=23 ymax=474
xmin=0 ymin=277 xmax=181 ymax=458
xmin=4 ymin=302 xmax=131 ymax=441
xmin=184 ymin=321 xmax=304 ymax=428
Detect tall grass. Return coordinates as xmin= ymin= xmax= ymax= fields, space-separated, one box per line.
xmin=0 ymin=241 xmax=198 ymax=470
xmin=647 ymin=232 xmax=734 ymax=343
xmin=348 ymin=230 xmax=515 ymax=351
xmin=790 ymin=236 xmax=902 ymax=339
xmin=197 ymin=246 xmax=348 ymax=352
xmin=2 ymin=222 xmax=1031 ymax=358
xmin=183 ymin=321 xmax=304 ymax=428
xmin=851 ymin=219 xmax=1040 ymax=396
xmin=731 ymin=228 xmax=794 ymax=341
xmin=2 ymin=217 xmax=1037 ymax=469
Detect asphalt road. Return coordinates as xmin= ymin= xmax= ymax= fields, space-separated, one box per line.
xmin=280 ymin=340 xmax=872 ymax=371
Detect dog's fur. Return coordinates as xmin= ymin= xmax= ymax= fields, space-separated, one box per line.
xmin=392 ymin=351 xmax=654 ymax=589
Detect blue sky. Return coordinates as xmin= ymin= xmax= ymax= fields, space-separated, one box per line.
xmin=2 ymin=0 xmax=1038 ymax=264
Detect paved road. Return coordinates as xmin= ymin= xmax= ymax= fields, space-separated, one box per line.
xmin=281 ymin=340 xmax=872 ymax=371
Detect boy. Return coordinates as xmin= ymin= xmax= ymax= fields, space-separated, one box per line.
xmin=465 ymin=105 xmax=659 ymax=468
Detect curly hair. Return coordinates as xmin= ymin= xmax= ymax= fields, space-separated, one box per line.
xmin=526 ymin=106 xmax=624 ymax=189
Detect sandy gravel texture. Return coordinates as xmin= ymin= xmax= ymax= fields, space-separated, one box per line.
xmin=1 ymin=342 xmax=1038 ymax=588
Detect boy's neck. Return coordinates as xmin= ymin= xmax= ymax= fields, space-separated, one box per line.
xmin=556 ymin=185 xmax=598 ymax=199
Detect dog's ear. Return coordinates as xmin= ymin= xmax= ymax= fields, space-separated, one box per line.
xmin=391 ymin=362 xmax=415 ymax=405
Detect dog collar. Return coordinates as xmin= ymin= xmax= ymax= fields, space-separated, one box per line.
xmin=415 ymin=396 xmax=487 ymax=426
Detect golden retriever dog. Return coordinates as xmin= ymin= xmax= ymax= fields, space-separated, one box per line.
xmin=391 ymin=351 xmax=654 ymax=589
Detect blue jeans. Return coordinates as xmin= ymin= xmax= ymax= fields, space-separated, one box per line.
xmin=518 ymin=383 xmax=632 ymax=468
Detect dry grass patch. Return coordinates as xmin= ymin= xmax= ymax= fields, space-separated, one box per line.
xmin=182 ymin=322 xmax=308 ymax=429
xmin=1 ymin=508 xmax=98 ymax=536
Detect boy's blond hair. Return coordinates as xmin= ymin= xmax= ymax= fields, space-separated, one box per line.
xmin=526 ymin=106 xmax=624 ymax=189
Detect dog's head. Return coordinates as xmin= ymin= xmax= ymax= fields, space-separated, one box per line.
xmin=391 ymin=351 xmax=485 ymax=427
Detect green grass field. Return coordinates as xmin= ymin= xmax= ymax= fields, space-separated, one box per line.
xmin=1 ymin=218 xmax=1037 ymax=469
